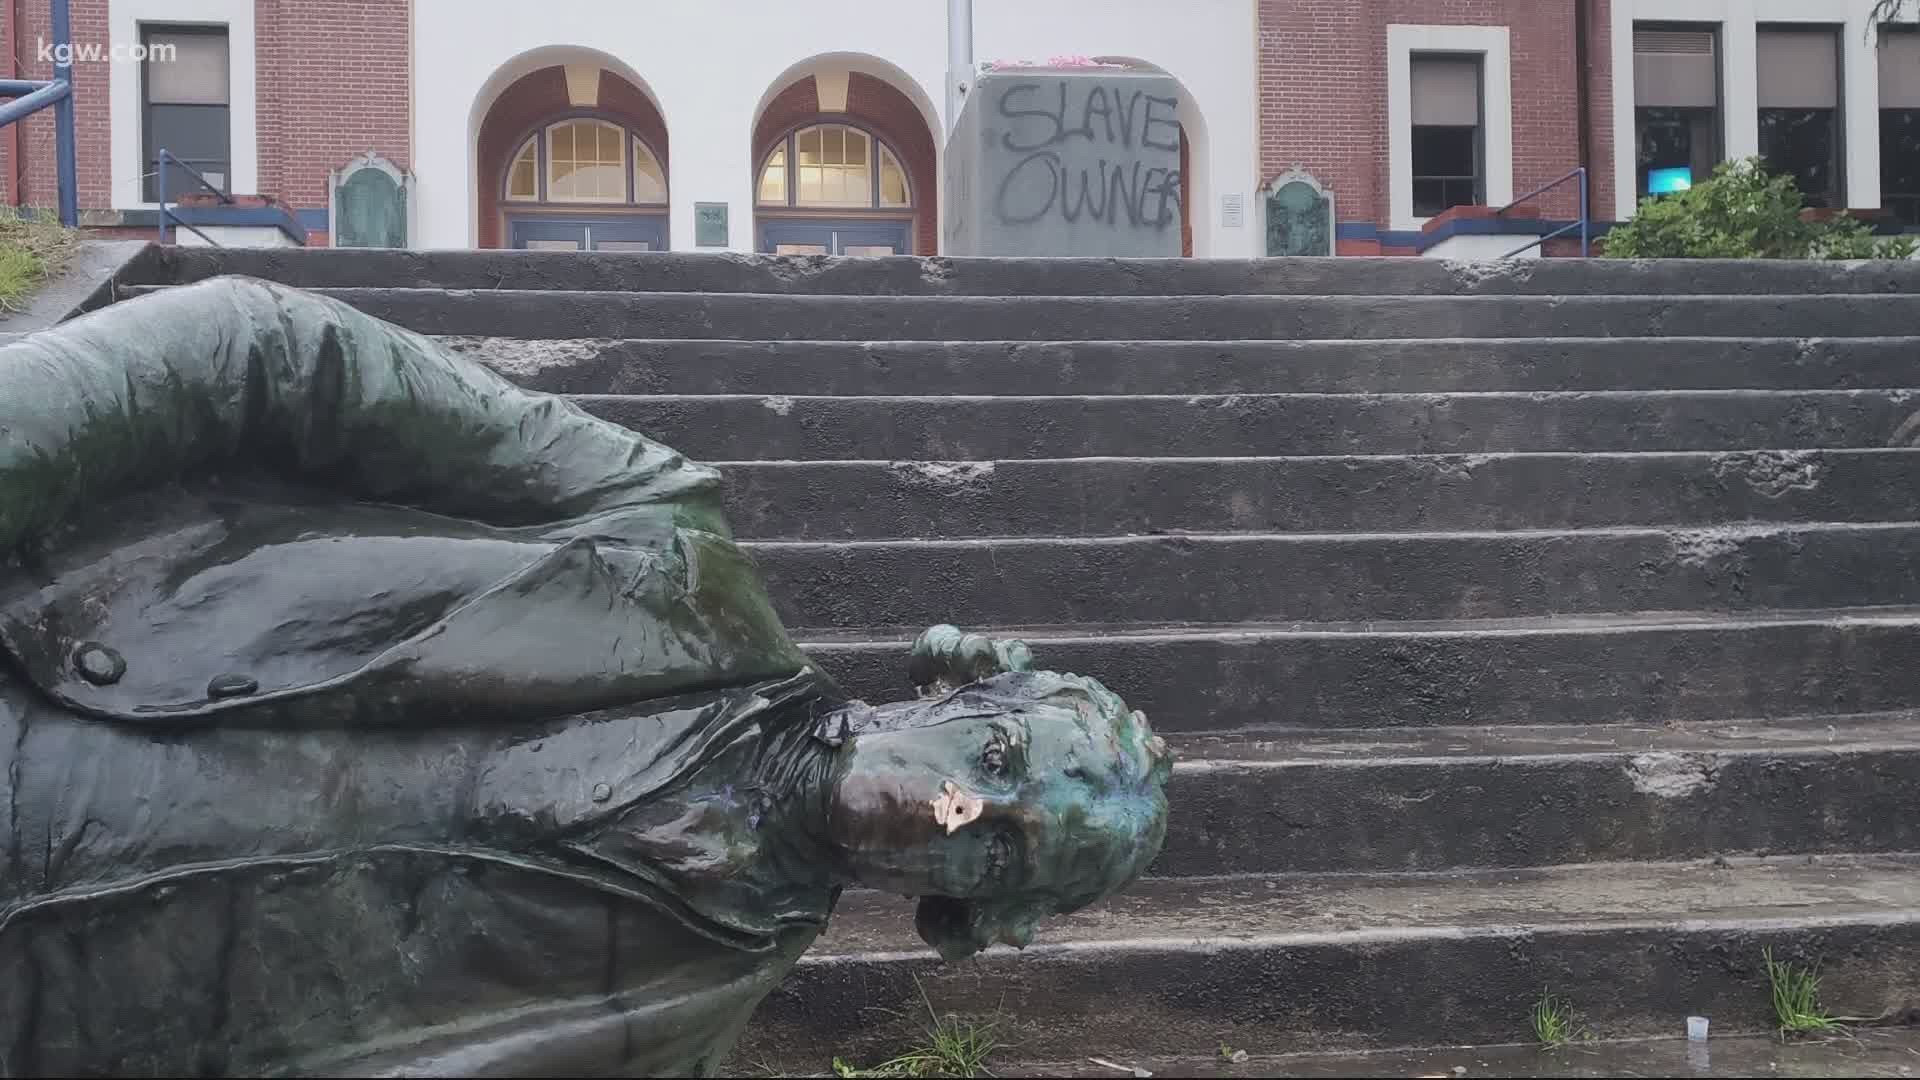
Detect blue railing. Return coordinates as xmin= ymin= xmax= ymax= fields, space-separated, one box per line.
xmin=156 ymin=148 xmax=234 ymax=246
xmin=1497 ymin=166 xmax=1590 ymax=259
xmin=0 ymin=0 xmax=79 ymax=226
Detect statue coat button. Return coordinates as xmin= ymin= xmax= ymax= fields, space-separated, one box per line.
xmin=591 ymin=782 xmax=613 ymax=803
xmin=74 ymin=643 xmax=126 ymax=686
xmin=208 ymin=673 xmax=260 ymax=699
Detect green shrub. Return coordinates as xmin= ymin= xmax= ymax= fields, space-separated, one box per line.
xmin=1602 ymin=157 xmax=1917 ymax=261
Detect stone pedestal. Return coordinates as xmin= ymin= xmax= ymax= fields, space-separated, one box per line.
xmin=944 ymin=68 xmax=1183 ymax=257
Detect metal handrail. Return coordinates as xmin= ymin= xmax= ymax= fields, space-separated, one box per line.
xmin=1496 ymin=166 xmax=1590 ymax=259
xmin=0 ymin=0 xmax=79 ymax=226
xmin=156 ymin=148 xmax=234 ymax=247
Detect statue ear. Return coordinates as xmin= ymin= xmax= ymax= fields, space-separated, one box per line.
xmin=906 ymin=624 xmax=1034 ymax=696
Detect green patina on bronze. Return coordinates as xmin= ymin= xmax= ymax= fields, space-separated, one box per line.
xmin=334 ymin=167 xmax=408 ymax=249
xmin=0 ymin=277 xmax=1172 ymax=1078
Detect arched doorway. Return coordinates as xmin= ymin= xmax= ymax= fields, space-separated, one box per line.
xmin=1094 ymin=56 xmax=1205 ymax=257
xmin=756 ymin=121 xmax=916 ymax=254
xmin=475 ymin=64 xmax=670 ymax=250
xmin=752 ymin=65 xmax=938 ymax=255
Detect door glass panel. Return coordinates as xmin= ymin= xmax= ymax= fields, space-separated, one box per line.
xmin=776 ymin=243 xmax=830 ymax=254
xmin=843 ymin=245 xmax=896 ymax=257
xmin=595 ymin=241 xmax=652 ymax=252
xmin=526 ymin=239 xmax=581 ymax=250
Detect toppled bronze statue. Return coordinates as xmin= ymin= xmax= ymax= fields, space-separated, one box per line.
xmin=0 ymin=278 xmax=1172 ymax=1077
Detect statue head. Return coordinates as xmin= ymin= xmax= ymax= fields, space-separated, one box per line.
xmin=818 ymin=627 xmax=1174 ymax=961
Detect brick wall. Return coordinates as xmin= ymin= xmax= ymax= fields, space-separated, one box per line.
xmin=3 ymin=0 xmax=407 ymax=236
xmin=1259 ymin=0 xmax=1614 ymax=248
xmin=7 ymin=0 xmax=112 ymax=210
xmin=843 ymin=72 xmax=937 ymax=257
xmin=3 ymin=2 xmax=14 ymax=204
xmin=254 ymin=0 xmax=411 ymax=236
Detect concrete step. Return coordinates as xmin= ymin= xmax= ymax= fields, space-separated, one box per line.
xmin=718 ymin=450 xmax=1920 ymax=540
xmin=732 ymin=854 xmax=1920 ymax=1068
xmin=579 ymin=391 xmax=1920 ymax=460
xmin=797 ymin=608 xmax=1920 ymax=733
xmin=924 ymin=1028 xmax=1920 ymax=1080
xmin=448 ymin=336 xmax=1920 ymax=397
xmin=1149 ymin=715 xmax=1920 ymax=876
xmin=137 ymin=247 xmax=1920 ymax=296
xmin=115 ymin=286 xmax=1920 ymax=341
xmin=745 ymin=522 xmax=1920 ymax=629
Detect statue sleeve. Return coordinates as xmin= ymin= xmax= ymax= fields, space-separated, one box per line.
xmin=0 ymin=276 xmax=726 ymax=556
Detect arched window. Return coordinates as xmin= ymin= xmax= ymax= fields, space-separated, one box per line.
xmin=503 ymin=117 xmax=667 ymax=205
xmin=757 ymin=123 xmax=910 ymax=209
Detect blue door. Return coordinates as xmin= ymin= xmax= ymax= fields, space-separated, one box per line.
xmin=508 ymin=216 xmax=667 ymax=251
xmin=759 ymin=219 xmax=910 ymax=255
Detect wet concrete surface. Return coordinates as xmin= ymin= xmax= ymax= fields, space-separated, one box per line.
xmin=1013 ymin=1028 xmax=1920 ymax=1077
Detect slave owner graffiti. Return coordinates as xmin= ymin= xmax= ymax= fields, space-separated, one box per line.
xmin=992 ymin=78 xmax=1183 ymax=231
xmin=944 ymin=68 xmax=1184 ymax=256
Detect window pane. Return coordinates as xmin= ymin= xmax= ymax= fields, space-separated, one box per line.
xmin=823 ymin=124 xmax=843 ymax=165
xmin=634 ymin=139 xmax=667 ymax=203
xmin=845 ymin=128 xmax=868 ymax=166
xmin=837 ymin=161 xmax=871 ymax=206
xmin=879 ymin=145 xmax=909 ymax=206
xmin=145 ymin=31 xmax=229 ymax=105
xmin=1636 ymin=106 xmax=1718 ymax=196
xmin=799 ymin=164 xmax=823 ymax=203
xmin=1760 ymin=107 xmax=1840 ymax=206
xmin=1412 ymin=126 xmax=1477 ymax=179
xmin=1412 ymin=125 xmax=1479 ymax=217
xmin=760 ymin=147 xmax=787 ymax=204
xmin=547 ymin=120 xmax=625 ymax=202
xmin=1757 ymin=28 xmax=1839 ymax=109
xmin=1410 ymin=56 xmax=1480 ymax=126
xmin=798 ymin=127 xmax=822 ymax=165
xmin=149 ymin=104 xmax=227 ymax=161
xmin=507 ymin=138 xmax=537 ymax=198
xmin=1883 ymin=109 xmax=1920 ymax=226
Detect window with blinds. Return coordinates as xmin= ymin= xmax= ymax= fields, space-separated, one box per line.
xmin=141 ymin=25 xmax=230 ymax=203
xmin=1882 ymin=28 xmax=1920 ymax=226
xmin=1409 ymin=54 xmax=1484 ymax=217
xmin=1632 ymin=23 xmax=1723 ymax=198
xmin=1757 ymin=25 xmax=1844 ymax=208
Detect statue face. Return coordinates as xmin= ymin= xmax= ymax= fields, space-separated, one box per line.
xmin=826 ymin=672 xmax=1171 ymax=960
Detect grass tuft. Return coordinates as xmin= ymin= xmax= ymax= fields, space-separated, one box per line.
xmin=830 ymin=977 xmax=1000 ymax=1078
xmin=1764 ymin=947 xmax=1848 ymax=1039
xmin=0 ymin=205 xmax=81 ymax=314
xmin=1530 ymin=988 xmax=1588 ymax=1048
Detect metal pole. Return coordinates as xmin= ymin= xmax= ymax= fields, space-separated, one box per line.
xmin=0 ymin=79 xmax=65 ymax=126
xmin=158 ymin=150 xmax=168 ymax=244
xmin=51 ymin=0 xmax=77 ymax=227
xmin=1579 ymin=167 xmax=1590 ymax=257
xmin=946 ymin=0 xmax=973 ymax=136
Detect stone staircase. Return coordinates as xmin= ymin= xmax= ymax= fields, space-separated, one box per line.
xmin=86 ymin=247 xmax=1920 ymax=1072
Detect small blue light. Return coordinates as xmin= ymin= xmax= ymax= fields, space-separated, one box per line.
xmin=1648 ymin=167 xmax=1693 ymax=194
